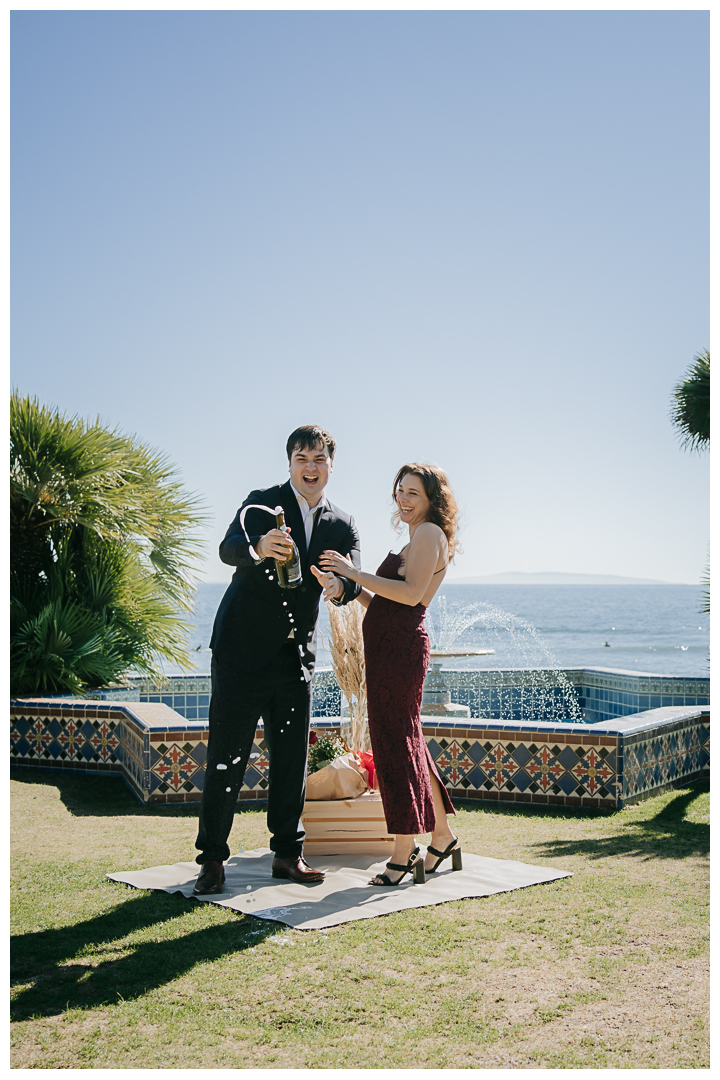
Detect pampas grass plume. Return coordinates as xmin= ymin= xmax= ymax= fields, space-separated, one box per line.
xmin=325 ymin=600 xmax=369 ymax=752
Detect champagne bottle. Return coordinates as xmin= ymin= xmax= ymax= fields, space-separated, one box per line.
xmin=274 ymin=507 xmax=302 ymax=589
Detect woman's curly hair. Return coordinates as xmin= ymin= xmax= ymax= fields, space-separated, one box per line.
xmin=391 ymin=463 xmax=460 ymax=561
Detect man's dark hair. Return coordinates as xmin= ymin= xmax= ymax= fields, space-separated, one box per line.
xmin=286 ymin=425 xmax=336 ymax=461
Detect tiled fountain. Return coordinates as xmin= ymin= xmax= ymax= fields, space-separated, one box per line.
xmin=10 ymin=665 xmax=708 ymax=811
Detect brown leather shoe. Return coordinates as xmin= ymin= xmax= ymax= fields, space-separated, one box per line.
xmin=271 ymin=855 xmax=325 ymax=884
xmin=193 ymin=860 xmax=225 ymax=895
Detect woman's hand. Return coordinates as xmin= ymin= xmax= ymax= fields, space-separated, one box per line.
xmin=318 ymin=549 xmax=356 ymax=579
xmin=310 ymin=565 xmax=345 ymax=602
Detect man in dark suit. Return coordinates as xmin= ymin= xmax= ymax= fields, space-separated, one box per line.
xmin=194 ymin=425 xmax=361 ymax=893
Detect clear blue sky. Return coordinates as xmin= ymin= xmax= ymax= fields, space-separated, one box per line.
xmin=11 ymin=10 xmax=709 ymax=584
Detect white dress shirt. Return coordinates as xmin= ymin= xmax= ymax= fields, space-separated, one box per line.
xmin=286 ymin=486 xmax=328 ymax=633
xmin=249 ymin=486 xmax=326 ymax=563
xmin=250 ymin=488 xmax=334 ymax=631
xmin=289 ymin=483 xmax=327 ymax=549
xmin=290 ymin=487 xmax=344 ymax=606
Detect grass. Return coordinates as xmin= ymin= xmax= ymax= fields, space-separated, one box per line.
xmin=11 ymin=767 xmax=709 ymax=1069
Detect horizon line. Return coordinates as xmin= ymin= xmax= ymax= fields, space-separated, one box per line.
xmin=195 ymin=575 xmax=698 ymax=586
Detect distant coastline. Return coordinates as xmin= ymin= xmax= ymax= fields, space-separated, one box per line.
xmin=447 ymin=572 xmax=676 ymax=585
xmin=200 ymin=571 xmax=688 ymax=587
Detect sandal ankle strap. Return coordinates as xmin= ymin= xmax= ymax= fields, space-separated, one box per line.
xmin=386 ymin=847 xmax=422 ymax=874
xmin=427 ymin=839 xmax=459 ymax=858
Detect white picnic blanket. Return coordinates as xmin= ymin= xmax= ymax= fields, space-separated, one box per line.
xmin=108 ymin=849 xmax=571 ymax=930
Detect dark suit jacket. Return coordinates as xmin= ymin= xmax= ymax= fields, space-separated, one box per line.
xmin=209 ymin=481 xmax=362 ymax=679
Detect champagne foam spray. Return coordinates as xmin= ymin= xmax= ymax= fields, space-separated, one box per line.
xmin=238 ymin=504 xmax=279 ymax=537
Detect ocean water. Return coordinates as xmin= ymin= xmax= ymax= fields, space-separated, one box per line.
xmin=166 ymin=583 xmax=709 ymax=678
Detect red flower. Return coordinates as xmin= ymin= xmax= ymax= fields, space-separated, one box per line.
xmin=309 ymin=730 xmax=318 ymax=745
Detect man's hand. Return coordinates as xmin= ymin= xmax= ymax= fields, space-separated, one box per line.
xmin=256 ymin=528 xmax=294 ymax=561
xmin=310 ymin=565 xmax=345 ymax=603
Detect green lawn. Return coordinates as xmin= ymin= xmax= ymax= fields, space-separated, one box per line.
xmin=11 ymin=768 xmax=709 ymax=1069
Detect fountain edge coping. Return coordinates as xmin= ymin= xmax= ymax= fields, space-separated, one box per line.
xmin=10 ymin=700 xmax=709 ymax=741
xmin=591 ymin=706 xmax=709 ymax=735
xmin=415 ymin=705 xmax=709 ymax=736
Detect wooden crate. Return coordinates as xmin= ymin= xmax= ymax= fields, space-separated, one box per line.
xmin=302 ymin=790 xmax=394 ymax=856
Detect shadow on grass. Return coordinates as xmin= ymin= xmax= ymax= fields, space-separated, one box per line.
xmin=528 ymin=781 xmax=710 ymax=862
xmin=453 ymin=797 xmax=616 ymax=821
xmin=10 ymin=766 xmax=266 ymax=820
xmin=10 ymin=889 xmax=283 ymax=1020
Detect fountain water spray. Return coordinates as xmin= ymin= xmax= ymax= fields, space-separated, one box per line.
xmin=424 ymin=595 xmax=583 ymax=723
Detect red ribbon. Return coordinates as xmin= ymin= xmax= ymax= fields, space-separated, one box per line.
xmin=357 ymin=751 xmax=376 ymax=788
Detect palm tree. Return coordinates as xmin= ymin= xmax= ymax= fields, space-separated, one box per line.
xmin=669 ymin=352 xmax=710 ymax=617
xmin=670 ymin=350 xmax=710 ymax=451
xmin=10 ymin=392 xmax=207 ymax=695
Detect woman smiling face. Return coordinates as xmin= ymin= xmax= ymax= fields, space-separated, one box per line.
xmin=395 ymin=472 xmax=431 ymax=528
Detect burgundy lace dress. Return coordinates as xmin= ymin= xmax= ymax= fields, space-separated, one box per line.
xmin=362 ymin=552 xmax=455 ymax=835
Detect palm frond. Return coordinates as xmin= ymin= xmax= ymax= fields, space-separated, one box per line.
xmin=670 ymin=351 xmax=710 ymax=452
xmin=10 ymin=391 xmax=207 ymax=694
xmin=700 ymin=558 xmax=709 ymax=616
xmin=11 ymin=598 xmax=126 ymax=696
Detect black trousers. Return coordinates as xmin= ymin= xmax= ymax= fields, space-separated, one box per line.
xmin=195 ymin=641 xmax=311 ymax=863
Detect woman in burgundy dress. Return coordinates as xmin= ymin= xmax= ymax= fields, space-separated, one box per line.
xmin=314 ymin=463 xmax=461 ymax=886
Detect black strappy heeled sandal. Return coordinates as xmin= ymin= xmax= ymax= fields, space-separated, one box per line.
xmin=425 ymin=837 xmax=462 ymax=873
xmin=370 ymin=846 xmax=426 ymax=886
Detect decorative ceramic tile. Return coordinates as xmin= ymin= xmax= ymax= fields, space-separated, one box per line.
xmin=150 ymin=743 xmax=203 ymax=794
xmin=10 ymin=712 xmax=123 ymax=767
xmin=622 ymin=718 xmax=708 ymax=800
xmin=435 ymin=740 xmax=479 ymax=786
xmin=56 ymin=718 xmax=90 ymax=760
xmin=10 ymin=690 xmax=708 ymax=809
xmin=424 ymin=733 xmax=621 ymax=805
xmin=87 ymin=721 xmax=121 ymax=762
xmin=476 ymin=742 xmax=523 ymax=789
xmin=570 ymin=747 xmax=615 ymax=797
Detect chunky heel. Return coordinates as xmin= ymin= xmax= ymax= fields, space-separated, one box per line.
xmin=413 ymin=858 xmax=426 ymax=884
xmin=451 ymin=847 xmax=463 ymax=871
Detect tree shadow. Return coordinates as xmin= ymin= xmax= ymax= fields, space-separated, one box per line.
xmin=10 ymin=767 xmax=266 ymax=820
xmin=10 ymin=889 xmax=283 ymax=1020
xmin=528 ymin=781 xmax=710 ymax=862
xmin=453 ymin=797 xmax=616 ymax=822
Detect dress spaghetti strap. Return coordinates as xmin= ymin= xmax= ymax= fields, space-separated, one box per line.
xmin=397 ymin=543 xmax=447 ymax=576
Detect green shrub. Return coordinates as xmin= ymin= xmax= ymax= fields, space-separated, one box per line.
xmin=10 ymin=392 xmax=206 ymax=695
